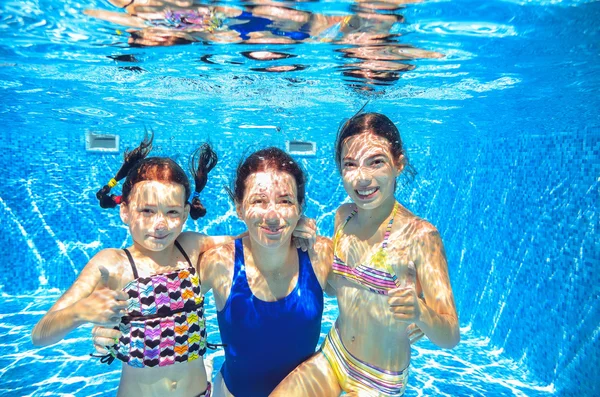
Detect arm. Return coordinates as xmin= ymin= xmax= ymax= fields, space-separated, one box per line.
xmin=413 ymin=229 xmax=459 ymax=348
xmin=198 ymin=243 xmax=235 ymax=309
xmin=308 ymin=236 xmax=334 ymax=295
xmin=389 ymin=226 xmax=459 ymax=349
xmin=31 ymin=250 xmax=128 ymax=347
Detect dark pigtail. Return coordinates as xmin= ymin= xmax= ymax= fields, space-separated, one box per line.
xmin=96 ymin=129 xmax=154 ymax=208
xmin=188 ymin=143 xmax=218 ymax=219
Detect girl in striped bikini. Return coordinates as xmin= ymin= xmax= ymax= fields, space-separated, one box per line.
xmin=273 ymin=112 xmax=460 ymax=396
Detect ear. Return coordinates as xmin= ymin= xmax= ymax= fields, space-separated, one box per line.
xmin=395 ymin=154 xmax=405 ymax=177
xmin=235 ymin=201 xmax=243 ymax=219
xmin=183 ymin=203 xmax=190 ymax=221
xmin=120 ymin=202 xmax=130 ymax=224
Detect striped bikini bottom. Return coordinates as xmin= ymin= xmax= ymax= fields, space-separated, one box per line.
xmin=320 ymin=326 xmax=408 ymax=396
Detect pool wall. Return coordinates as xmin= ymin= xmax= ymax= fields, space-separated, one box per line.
xmin=1 ymin=109 xmax=598 ymax=396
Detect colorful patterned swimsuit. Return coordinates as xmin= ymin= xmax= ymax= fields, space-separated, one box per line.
xmin=107 ymin=241 xmax=207 ymax=368
xmin=323 ymin=201 xmax=409 ymax=396
xmin=332 ymin=201 xmax=401 ymax=295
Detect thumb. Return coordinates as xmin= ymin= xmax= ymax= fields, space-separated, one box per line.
xmin=403 ymin=261 xmax=417 ymax=288
xmin=97 ymin=266 xmax=111 ymax=289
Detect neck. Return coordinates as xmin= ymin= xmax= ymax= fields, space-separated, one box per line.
xmin=130 ymin=243 xmax=176 ymax=268
xmin=246 ymin=237 xmax=294 ymax=275
xmin=355 ymin=195 xmax=397 ymax=228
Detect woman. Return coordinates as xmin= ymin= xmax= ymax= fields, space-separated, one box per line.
xmin=201 ymin=147 xmax=332 ymax=396
xmin=272 ymin=112 xmax=460 ymax=396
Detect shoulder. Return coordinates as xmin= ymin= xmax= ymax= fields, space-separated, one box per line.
xmin=411 ymin=218 xmax=441 ymax=244
xmin=177 ymin=231 xmax=208 ymax=252
xmin=334 ymin=203 xmax=355 ymax=227
xmin=87 ymin=248 xmax=127 ymax=272
xmin=199 ymin=241 xmax=236 ymax=276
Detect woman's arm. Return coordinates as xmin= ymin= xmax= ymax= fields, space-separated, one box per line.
xmin=308 ymin=236 xmax=334 ymax=295
xmin=31 ymin=250 xmax=128 ymax=346
xmin=388 ymin=225 xmax=460 ymax=349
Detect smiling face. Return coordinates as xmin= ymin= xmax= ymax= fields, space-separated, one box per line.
xmin=120 ymin=181 xmax=189 ymax=252
xmin=237 ymin=171 xmax=301 ymax=249
xmin=340 ymin=132 xmax=403 ymax=210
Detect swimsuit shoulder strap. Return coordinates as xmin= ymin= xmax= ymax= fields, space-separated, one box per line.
xmin=381 ymin=201 xmax=399 ymax=250
xmin=174 ymin=240 xmax=193 ymax=268
xmin=333 ymin=206 xmax=358 ymax=253
xmin=123 ymin=248 xmax=139 ymax=279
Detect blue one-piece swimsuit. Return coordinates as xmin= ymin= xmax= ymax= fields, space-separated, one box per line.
xmin=216 ymin=239 xmax=324 ymax=397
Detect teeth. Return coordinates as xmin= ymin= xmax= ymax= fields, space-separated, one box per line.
xmin=357 ymin=188 xmax=377 ymax=196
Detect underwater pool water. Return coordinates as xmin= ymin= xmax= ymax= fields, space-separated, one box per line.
xmin=0 ymin=0 xmax=598 ymax=396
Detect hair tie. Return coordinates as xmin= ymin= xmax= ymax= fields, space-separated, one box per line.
xmin=108 ymin=178 xmax=118 ymax=188
xmin=114 ymin=195 xmax=122 ymax=204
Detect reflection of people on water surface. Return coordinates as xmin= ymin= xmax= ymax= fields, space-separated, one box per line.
xmin=86 ymin=0 xmax=442 ymax=88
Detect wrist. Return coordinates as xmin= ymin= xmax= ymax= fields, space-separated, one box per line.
xmin=71 ymin=300 xmax=88 ymax=324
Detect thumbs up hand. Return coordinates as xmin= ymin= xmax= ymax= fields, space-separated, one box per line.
xmin=388 ymin=262 xmax=422 ymax=323
xmin=75 ymin=266 xmax=129 ymax=327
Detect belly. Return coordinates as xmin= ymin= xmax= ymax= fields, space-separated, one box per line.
xmin=335 ymin=284 xmax=412 ymax=371
xmin=119 ymin=359 xmax=208 ymax=397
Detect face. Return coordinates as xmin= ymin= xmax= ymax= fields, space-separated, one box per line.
xmin=120 ymin=181 xmax=189 ymax=252
xmin=340 ymin=132 xmax=403 ymax=210
xmin=237 ymin=171 xmax=301 ymax=249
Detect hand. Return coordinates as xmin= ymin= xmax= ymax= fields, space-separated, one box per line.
xmin=292 ymin=216 xmax=317 ymax=252
xmin=92 ymin=325 xmax=122 ymax=355
xmin=388 ymin=261 xmax=422 ymax=323
xmin=75 ymin=266 xmax=128 ymax=327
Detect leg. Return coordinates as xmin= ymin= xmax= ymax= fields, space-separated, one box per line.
xmin=271 ymin=352 xmax=341 ymax=397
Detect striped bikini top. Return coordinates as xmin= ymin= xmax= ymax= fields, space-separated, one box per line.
xmin=332 ymin=202 xmax=401 ymax=295
xmin=106 ymin=241 xmax=207 ymax=368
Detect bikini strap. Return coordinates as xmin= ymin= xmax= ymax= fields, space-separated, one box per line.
xmin=381 ymin=202 xmax=399 ymax=250
xmin=123 ymin=248 xmax=139 ymax=279
xmin=174 ymin=240 xmax=193 ymax=267
xmin=332 ymin=207 xmax=358 ymax=251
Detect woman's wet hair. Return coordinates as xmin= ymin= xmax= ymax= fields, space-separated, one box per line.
xmin=95 ymin=130 xmax=217 ymax=220
xmin=227 ymin=147 xmax=306 ymax=208
xmin=334 ymin=109 xmax=417 ymax=183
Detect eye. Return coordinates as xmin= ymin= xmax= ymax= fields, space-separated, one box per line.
xmin=280 ymin=198 xmax=294 ymax=205
xmin=343 ymin=161 xmax=356 ymax=169
xmin=140 ymin=208 xmax=154 ymax=215
xmin=168 ymin=210 xmax=181 ymax=216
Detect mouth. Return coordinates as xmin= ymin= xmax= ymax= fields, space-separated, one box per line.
xmin=355 ymin=187 xmax=379 ymax=200
xmin=149 ymin=234 xmax=169 ymax=240
xmin=260 ymin=225 xmax=284 ymax=235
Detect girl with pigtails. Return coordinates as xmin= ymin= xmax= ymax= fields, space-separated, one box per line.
xmin=31 ymin=132 xmax=315 ymax=396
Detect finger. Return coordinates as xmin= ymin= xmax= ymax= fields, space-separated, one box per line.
xmin=97 ymin=266 xmax=111 ymax=289
xmin=403 ymin=261 xmax=417 ymax=288
xmin=409 ymin=331 xmax=425 ymax=345
xmin=94 ymin=345 xmax=110 ymax=355
xmin=94 ymin=326 xmax=121 ymax=340
xmin=299 ymin=239 xmax=308 ymax=252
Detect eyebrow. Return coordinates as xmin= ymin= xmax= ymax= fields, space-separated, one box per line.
xmin=343 ymin=152 xmax=388 ymax=161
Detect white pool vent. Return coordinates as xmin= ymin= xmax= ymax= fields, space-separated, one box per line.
xmin=86 ymin=132 xmax=119 ymax=153
xmin=286 ymin=140 xmax=316 ymax=157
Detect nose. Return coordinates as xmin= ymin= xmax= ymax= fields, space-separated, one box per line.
xmin=154 ymin=213 xmax=167 ymax=231
xmin=264 ymin=204 xmax=280 ymax=224
xmin=356 ymin=166 xmax=372 ymax=186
